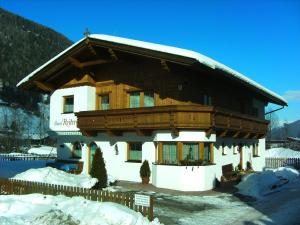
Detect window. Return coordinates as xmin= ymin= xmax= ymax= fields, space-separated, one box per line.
xmin=72 ymin=141 xmax=82 ymax=158
xmin=253 ymin=143 xmax=259 ymax=156
xmin=162 ymin=143 xmax=178 ymax=164
xmin=129 ymin=91 xmax=155 ymax=108
xmin=63 ymin=96 xmax=74 ymax=113
xmin=204 ymin=143 xmax=212 ymax=162
xmin=99 ymin=94 xmax=110 ymax=110
xmin=233 ymin=144 xmax=238 ymax=154
xmin=128 ymin=142 xmax=142 ymax=162
xmin=222 ymin=143 xmax=227 ymax=155
xmin=183 ymin=143 xmax=199 ymax=160
xmin=203 ymin=94 xmax=212 ymax=106
xmin=129 ymin=92 xmax=140 ymax=108
xmin=144 ymin=91 xmax=154 ymax=107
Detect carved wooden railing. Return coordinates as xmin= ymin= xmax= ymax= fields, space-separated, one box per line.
xmin=76 ymin=105 xmax=268 ymax=138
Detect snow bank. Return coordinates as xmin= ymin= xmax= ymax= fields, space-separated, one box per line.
xmin=265 ymin=148 xmax=300 ymax=158
xmin=236 ymin=167 xmax=299 ymax=199
xmin=0 ymin=194 xmax=162 ymax=225
xmin=28 ymin=145 xmax=57 ymax=156
xmin=12 ymin=167 xmax=97 ymax=188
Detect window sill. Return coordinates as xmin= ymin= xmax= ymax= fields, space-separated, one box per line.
xmin=62 ymin=112 xmax=74 ymax=114
xmin=253 ymin=155 xmax=260 ymax=158
xmin=153 ymin=162 xmax=215 ymax=166
xmin=125 ymin=160 xmax=142 ymax=163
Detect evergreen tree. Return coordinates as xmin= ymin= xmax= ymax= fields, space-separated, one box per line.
xmin=90 ymin=147 xmax=107 ymax=189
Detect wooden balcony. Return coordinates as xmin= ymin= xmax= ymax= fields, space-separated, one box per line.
xmin=76 ymin=105 xmax=268 ymax=138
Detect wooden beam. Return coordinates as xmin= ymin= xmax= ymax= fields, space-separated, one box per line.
xmin=81 ymin=130 xmax=97 ymax=137
xmin=219 ymin=130 xmax=228 ymax=137
xmin=136 ymin=129 xmax=152 ymax=136
xmin=81 ymin=59 xmax=110 ymax=67
xmin=108 ymin=48 xmax=118 ymax=60
xmin=85 ymin=38 xmax=97 ymax=56
xmin=33 ymin=81 xmax=54 ymax=92
xmin=206 ymin=127 xmax=213 ymax=137
xmin=69 ymin=57 xmax=112 ymax=69
xmin=172 ymin=128 xmax=179 ymax=137
xmin=243 ymin=132 xmax=251 ymax=139
xmin=233 ymin=131 xmax=240 ymax=138
xmin=161 ymin=60 xmax=170 ymax=72
xmin=107 ymin=130 xmax=123 ymax=136
xmin=69 ymin=57 xmax=83 ymax=69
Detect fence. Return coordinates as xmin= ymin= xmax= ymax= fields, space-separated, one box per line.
xmin=0 ymin=178 xmax=153 ymax=220
xmin=265 ymin=157 xmax=300 ymax=169
xmin=0 ymin=154 xmax=56 ymax=161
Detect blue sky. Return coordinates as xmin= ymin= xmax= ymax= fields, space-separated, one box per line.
xmin=1 ymin=0 xmax=299 ymax=123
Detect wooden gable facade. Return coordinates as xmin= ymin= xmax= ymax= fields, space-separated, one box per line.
xmin=19 ymin=36 xmax=286 ymax=139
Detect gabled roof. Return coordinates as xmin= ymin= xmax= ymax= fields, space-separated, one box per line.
xmin=17 ymin=34 xmax=287 ymax=106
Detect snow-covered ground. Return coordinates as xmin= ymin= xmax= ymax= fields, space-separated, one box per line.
xmin=236 ymin=167 xmax=299 ymax=199
xmin=265 ymin=147 xmax=300 ymax=158
xmin=0 ymin=194 xmax=162 ymax=225
xmin=12 ymin=167 xmax=98 ymax=188
xmin=27 ymin=145 xmax=57 ymax=156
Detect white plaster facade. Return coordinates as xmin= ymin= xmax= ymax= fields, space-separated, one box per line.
xmin=50 ymin=85 xmax=266 ymax=192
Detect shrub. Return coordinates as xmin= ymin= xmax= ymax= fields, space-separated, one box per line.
xmin=246 ymin=161 xmax=253 ymax=171
xmin=90 ymin=147 xmax=107 ymax=189
xmin=140 ymin=160 xmax=151 ymax=178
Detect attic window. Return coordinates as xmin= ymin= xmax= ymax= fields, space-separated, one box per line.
xmin=203 ymin=94 xmax=212 ymax=106
xmin=63 ymin=95 xmax=74 ymax=113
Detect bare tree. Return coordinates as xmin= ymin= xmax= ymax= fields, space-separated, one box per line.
xmin=265 ymin=107 xmax=280 ymax=141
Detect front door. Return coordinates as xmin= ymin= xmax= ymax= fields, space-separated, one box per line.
xmin=89 ymin=142 xmax=98 ymax=172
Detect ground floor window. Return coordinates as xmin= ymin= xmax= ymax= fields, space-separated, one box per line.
xmin=204 ymin=143 xmax=211 ymax=162
xmin=127 ymin=142 xmax=142 ymax=162
xmin=183 ymin=143 xmax=199 ymax=160
xmin=252 ymin=143 xmax=259 ymax=156
xmin=162 ymin=143 xmax=178 ymax=164
xmin=157 ymin=142 xmax=213 ymax=165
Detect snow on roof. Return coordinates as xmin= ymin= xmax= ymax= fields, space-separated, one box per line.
xmin=17 ymin=34 xmax=287 ymax=105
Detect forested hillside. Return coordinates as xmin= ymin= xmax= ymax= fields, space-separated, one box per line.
xmin=0 ymin=8 xmax=72 ymax=111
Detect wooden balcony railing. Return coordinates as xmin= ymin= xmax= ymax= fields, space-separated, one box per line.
xmin=75 ymin=105 xmax=268 ymax=138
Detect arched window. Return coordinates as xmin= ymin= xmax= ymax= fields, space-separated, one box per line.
xmin=72 ymin=141 xmax=82 ymax=158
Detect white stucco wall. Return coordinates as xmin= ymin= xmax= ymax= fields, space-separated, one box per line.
xmin=152 ymin=164 xmax=218 ymax=191
xmin=213 ymin=137 xmax=266 ymax=180
xmin=49 ymin=86 xmax=96 ymax=132
xmin=55 ymin=131 xmax=266 ymax=191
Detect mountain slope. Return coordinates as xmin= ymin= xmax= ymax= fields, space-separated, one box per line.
xmin=272 ymin=120 xmax=300 ymax=139
xmin=0 ymin=8 xmax=72 ymax=86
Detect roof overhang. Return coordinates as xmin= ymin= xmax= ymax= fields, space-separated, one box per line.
xmin=17 ymin=34 xmax=287 ymax=106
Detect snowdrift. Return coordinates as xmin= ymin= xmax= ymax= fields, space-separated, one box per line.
xmin=0 ymin=194 xmax=162 ymax=225
xmin=265 ymin=148 xmax=300 ymax=158
xmin=12 ymin=167 xmax=97 ymax=188
xmin=236 ymin=167 xmax=299 ymax=199
xmin=28 ymin=145 xmax=57 ymax=156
